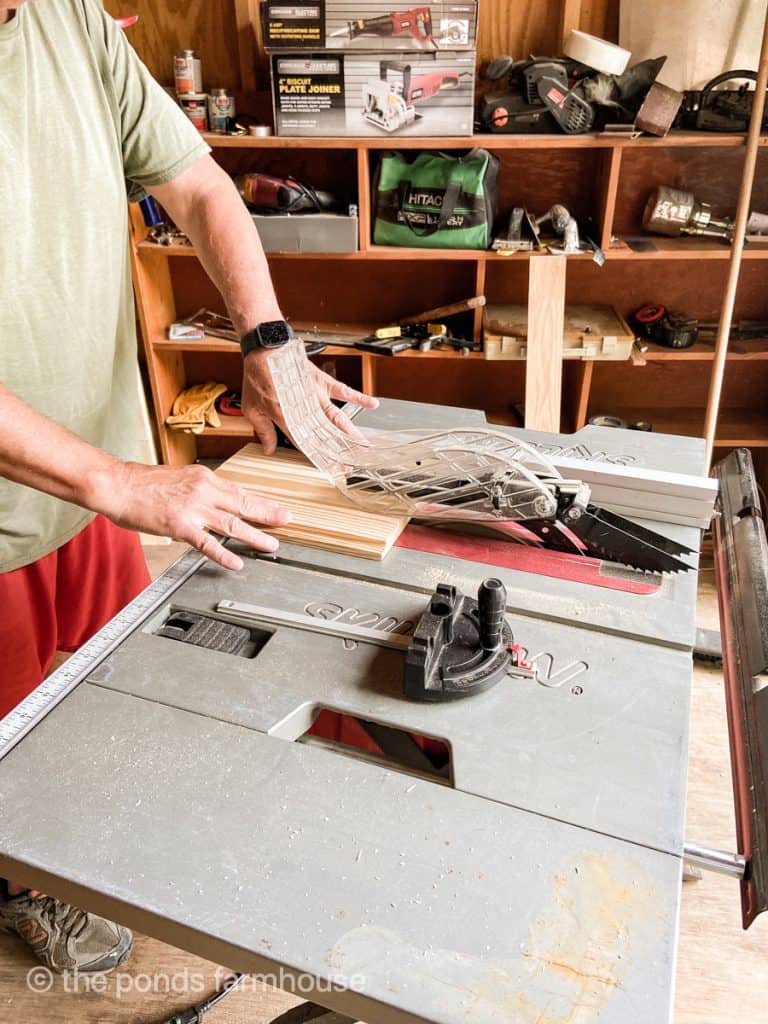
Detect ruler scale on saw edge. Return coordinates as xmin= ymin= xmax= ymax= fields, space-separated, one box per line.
xmin=0 ymin=548 xmax=204 ymax=764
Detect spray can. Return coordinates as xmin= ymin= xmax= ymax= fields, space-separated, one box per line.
xmin=179 ymin=93 xmax=208 ymax=132
xmin=207 ymin=88 xmax=235 ymax=133
xmin=174 ymin=49 xmax=202 ymax=94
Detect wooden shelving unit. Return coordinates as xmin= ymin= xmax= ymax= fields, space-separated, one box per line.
xmin=129 ymin=130 xmax=768 ymax=471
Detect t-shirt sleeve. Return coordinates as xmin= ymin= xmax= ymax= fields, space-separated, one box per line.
xmin=83 ymin=0 xmax=210 ymax=202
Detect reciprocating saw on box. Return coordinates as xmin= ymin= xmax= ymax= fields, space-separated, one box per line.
xmin=331 ymin=5 xmax=434 ymax=46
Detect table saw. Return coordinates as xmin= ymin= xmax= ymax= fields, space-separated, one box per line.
xmin=0 ymin=399 xmax=765 ymax=1024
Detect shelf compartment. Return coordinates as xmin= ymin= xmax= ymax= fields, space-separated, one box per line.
xmin=565 ymin=260 xmax=768 ymax=328
xmin=613 ymin=146 xmax=768 ymax=240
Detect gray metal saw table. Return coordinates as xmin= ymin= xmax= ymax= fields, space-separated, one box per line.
xmin=0 ymin=401 xmax=707 ymax=1023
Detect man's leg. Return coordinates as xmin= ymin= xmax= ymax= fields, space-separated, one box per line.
xmin=0 ymin=516 xmax=150 ymax=972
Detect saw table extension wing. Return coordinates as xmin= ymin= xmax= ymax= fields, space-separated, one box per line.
xmin=0 ymin=402 xmax=708 ymax=1024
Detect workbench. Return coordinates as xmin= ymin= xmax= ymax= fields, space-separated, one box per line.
xmin=0 ymin=401 xmax=707 ymax=1023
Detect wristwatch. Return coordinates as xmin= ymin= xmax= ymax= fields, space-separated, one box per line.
xmin=239 ymin=319 xmax=294 ymax=357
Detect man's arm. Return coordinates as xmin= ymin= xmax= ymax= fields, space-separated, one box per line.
xmin=148 ymin=156 xmax=378 ymax=455
xmin=0 ymin=383 xmax=290 ymax=571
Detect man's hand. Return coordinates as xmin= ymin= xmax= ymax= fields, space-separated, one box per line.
xmin=242 ymin=349 xmax=379 ymax=455
xmin=95 ymin=462 xmax=292 ymax=571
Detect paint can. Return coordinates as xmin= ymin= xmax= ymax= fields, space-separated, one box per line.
xmin=174 ymin=49 xmax=202 ymax=95
xmin=207 ymin=88 xmax=235 ymax=133
xmin=179 ymin=93 xmax=208 ymax=132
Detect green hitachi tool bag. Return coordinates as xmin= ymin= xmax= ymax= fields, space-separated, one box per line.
xmin=373 ymin=149 xmax=500 ymax=249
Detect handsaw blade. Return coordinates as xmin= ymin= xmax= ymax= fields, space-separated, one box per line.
xmin=570 ymin=506 xmax=694 ymax=573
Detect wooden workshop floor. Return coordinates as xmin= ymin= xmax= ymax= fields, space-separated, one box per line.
xmin=0 ymin=542 xmax=766 ymax=1023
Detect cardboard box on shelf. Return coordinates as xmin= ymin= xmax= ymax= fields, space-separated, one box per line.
xmin=270 ymin=51 xmax=475 ymax=137
xmin=261 ymin=1 xmax=477 ymax=53
xmin=251 ymin=212 xmax=359 ymax=252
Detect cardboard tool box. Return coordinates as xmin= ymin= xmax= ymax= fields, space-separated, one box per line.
xmin=270 ymin=50 xmax=475 ymax=136
xmin=251 ymin=212 xmax=358 ymax=252
xmin=261 ymin=0 xmax=477 ymax=52
xmin=483 ymin=304 xmax=635 ymax=361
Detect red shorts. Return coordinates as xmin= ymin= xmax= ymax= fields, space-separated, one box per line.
xmin=0 ymin=516 xmax=150 ymax=718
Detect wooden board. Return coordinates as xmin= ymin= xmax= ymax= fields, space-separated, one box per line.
xmin=216 ymin=443 xmax=408 ymax=560
xmin=525 ymin=255 xmax=567 ymax=432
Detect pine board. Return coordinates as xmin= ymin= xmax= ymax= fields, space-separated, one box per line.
xmin=217 ymin=443 xmax=408 ymax=560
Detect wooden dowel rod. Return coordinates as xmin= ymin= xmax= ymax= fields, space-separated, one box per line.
xmin=703 ymin=7 xmax=768 ymax=468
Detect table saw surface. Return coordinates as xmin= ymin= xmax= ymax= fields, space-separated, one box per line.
xmin=0 ymin=401 xmax=706 ymax=1024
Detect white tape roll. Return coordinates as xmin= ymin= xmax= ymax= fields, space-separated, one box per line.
xmin=563 ymin=30 xmax=631 ymax=75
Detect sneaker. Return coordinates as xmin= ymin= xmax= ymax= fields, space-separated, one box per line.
xmin=0 ymin=890 xmax=133 ymax=973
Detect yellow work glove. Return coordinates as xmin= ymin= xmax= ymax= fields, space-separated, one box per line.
xmin=166 ymin=382 xmax=228 ymax=434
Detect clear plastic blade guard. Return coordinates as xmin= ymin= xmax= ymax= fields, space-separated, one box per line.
xmin=269 ymin=340 xmax=561 ymax=523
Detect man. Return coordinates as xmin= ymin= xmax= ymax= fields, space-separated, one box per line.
xmin=0 ymin=0 xmax=376 ymax=975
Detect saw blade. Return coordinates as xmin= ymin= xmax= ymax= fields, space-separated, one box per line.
xmin=571 ymin=506 xmax=694 ymax=573
xmin=586 ymin=506 xmax=696 ymax=558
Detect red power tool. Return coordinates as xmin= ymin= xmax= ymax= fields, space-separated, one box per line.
xmin=331 ymin=6 xmax=433 ymax=46
xmin=363 ymin=61 xmax=464 ymax=132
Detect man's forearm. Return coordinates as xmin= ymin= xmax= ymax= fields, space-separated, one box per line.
xmin=149 ymin=159 xmax=282 ymax=337
xmin=0 ymin=383 xmax=117 ymax=510
xmin=0 ymin=381 xmax=291 ymax=571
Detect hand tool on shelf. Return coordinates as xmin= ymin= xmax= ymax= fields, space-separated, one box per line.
xmin=533 ymin=203 xmax=580 ymax=253
xmin=477 ymin=53 xmax=668 ymax=135
xmin=354 ymin=321 xmax=473 ymax=356
xmin=632 ymin=303 xmax=700 ymax=349
xmin=236 ymin=173 xmax=337 ymax=213
xmin=491 ymin=206 xmax=536 ymax=252
xmin=676 ymin=69 xmax=768 ymax=132
xmin=398 ymin=294 xmax=485 ymax=326
xmin=642 ymin=185 xmax=735 ymax=242
xmin=698 ymin=318 xmax=768 ymax=341
xmin=139 ymin=195 xmax=189 ymax=247
xmin=330 ymin=5 xmax=434 ymax=47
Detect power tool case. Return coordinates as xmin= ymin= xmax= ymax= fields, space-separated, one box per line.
xmin=261 ymin=0 xmax=477 ymax=53
xmin=270 ymin=50 xmax=475 ymax=136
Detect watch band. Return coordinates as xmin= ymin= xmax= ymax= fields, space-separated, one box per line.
xmin=240 ymin=320 xmax=294 ymax=357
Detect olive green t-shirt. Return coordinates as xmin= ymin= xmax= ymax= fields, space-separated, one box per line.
xmin=0 ymin=0 xmax=209 ymax=571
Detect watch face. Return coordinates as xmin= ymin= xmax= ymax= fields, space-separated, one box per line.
xmin=258 ymin=320 xmax=293 ymax=348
